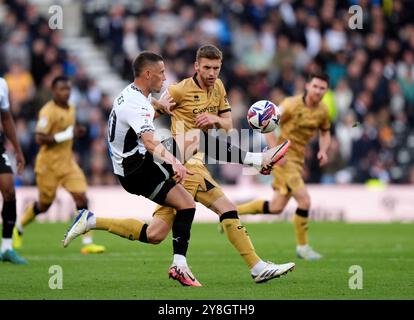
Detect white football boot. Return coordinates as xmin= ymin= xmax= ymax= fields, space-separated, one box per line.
xmin=63 ymin=209 xmax=92 ymax=248
xmin=252 ymin=261 xmax=295 ymax=283
xmin=296 ymin=245 xmax=322 ymax=260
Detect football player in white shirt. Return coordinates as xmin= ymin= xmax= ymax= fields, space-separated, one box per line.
xmin=0 ymin=77 xmax=27 ymax=264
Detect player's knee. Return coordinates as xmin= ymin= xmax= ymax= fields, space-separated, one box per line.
xmin=146 ymin=230 xmax=166 ymax=244
xmin=1 ymin=189 xmax=16 ymax=202
xmin=38 ymin=202 xmax=51 ymax=213
xmin=268 ymin=202 xmax=283 ymax=214
xmin=298 ymin=196 xmax=311 ymax=209
xmin=176 ymin=198 xmax=195 ymax=211
xmin=269 ymin=208 xmax=283 ymax=214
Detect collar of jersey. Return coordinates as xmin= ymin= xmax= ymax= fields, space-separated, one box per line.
xmin=192 ymin=73 xmax=202 ymax=89
xmin=130 ymin=83 xmax=144 ymax=95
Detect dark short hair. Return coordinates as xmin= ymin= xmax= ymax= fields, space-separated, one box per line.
xmin=51 ymin=75 xmax=70 ymax=88
xmin=132 ymin=51 xmax=164 ymax=77
xmin=196 ymin=44 xmax=223 ymax=62
xmin=307 ymin=72 xmax=330 ymax=86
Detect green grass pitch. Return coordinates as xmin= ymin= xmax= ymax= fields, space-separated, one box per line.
xmin=1 ymin=222 xmax=413 ymax=300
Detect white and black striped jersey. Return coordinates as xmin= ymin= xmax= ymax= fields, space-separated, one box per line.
xmin=0 ymin=77 xmax=10 ymax=143
xmin=108 ymin=83 xmax=155 ymax=176
xmin=0 ymin=77 xmax=10 ymax=112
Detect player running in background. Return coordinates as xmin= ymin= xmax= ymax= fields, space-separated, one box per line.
xmin=63 ymin=52 xmax=202 ymax=286
xmin=237 ymin=72 xmax=331 ymax=260
xmin=153 ymin=44 xmax=295 ymax=283
xmin=14 ymin=76 xmax=105 ymax=255
xmin=0 ymin=77 xmax=27 ymax=264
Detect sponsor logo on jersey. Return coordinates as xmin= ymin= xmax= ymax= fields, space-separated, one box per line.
xmin=192 ymin=105 xmax=218 ymax=114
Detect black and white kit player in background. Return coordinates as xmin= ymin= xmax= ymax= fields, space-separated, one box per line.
xmin=0 ymin=77 xmax=27 ymax=264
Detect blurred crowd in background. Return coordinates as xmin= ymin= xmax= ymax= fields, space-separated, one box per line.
xmin=1 ymin=0 xmax=414 ymax=186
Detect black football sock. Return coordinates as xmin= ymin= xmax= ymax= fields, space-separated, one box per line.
xmin=172 ymin=208 xmax=195 ymax=256
xmin=1 ymin=200 xmax=16 ymax=238
xmin=33 ymin=202 xmax=42 ymax=215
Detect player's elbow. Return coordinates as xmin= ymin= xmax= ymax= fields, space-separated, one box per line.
xmin=141 ymin=132 xmax=157 ymax=153
xmin=0 ymin=109 xmax=12 ymax=120
xmin=35 ymin=135 xmax=43 ymax=145
xmin=142 ymin=137 xmax=155 ymax=153
xmin=35 ymin=134 xmax=50 ymax=146
xmin=143 ymin=140 xmax=156 ymax=154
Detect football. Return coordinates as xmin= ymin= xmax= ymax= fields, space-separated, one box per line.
xmin=247 ymin=100 xmax=281 ymax=133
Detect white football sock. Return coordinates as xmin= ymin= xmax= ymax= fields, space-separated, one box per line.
xmin=15 ymin=221 xmax=23 ymax=233
xmin=1 ymin=238 xmax=12 ymax=253
xmin=297 ymin=244 xmax=309 ymax=251
xmin=81 ymin=235 xmax=93 ymax=245
xmin=250 ymin=260 xmax=267 ymax=276
xmin=86 ymin=214 xmax=96 ymax=230
xmin=173 ymin=254 xmax=188 ymax=267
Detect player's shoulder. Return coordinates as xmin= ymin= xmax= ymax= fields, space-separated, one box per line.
xmin=68 ymin=102 xmax=77 ymax=113
xmin=280 ymin=95 xmax=300 ymax=107
xmin=170 ymin=77 xmax=193 ymax=90
xmin=122 ymin=84 xmax=149 ymax=106
xmin=292 ymin=95 xmax=304 ymax=104
xmin=122 ymin=83 xmax=140 ymax=99
xmin=216 ymin=78 xmax=225 ymax=87
xmin=39 ymin=100 xmax=55 ymax=113
xmin=318 ymin=100 xmax=329 ymax=111
xmin=168 ymin=77 xmax=195 ymax=102
xmin=215 ymin=78 xmax=226 ymax=91
xmin=37 ymin=101 xmax=57 ymax=123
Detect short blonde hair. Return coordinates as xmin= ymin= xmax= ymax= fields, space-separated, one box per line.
xmin=196 ymin=45 xmax=223 ymax=62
